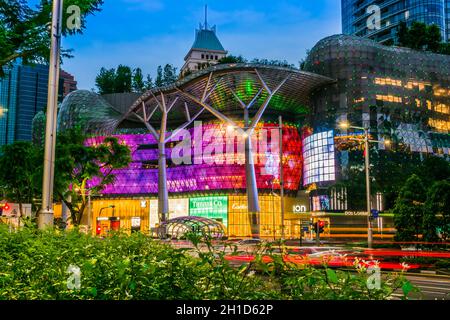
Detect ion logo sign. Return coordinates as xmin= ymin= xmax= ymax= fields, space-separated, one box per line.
xmin=293 ymin=205 xmax=307 ymax=213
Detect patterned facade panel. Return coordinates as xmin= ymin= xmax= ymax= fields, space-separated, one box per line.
xmin=86 ymin=122 xmax=303 ymax=195
xmin=304 ymin=34 xmax=450 ymax=157
xmin=342 ymin=0 xmax=449 ymax=44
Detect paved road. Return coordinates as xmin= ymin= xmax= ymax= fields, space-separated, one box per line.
xmin=390 ymin=274 xmax=450 ymax=300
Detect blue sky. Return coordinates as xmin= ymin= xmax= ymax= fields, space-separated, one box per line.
xmin=61 ymin=0 xmax=341 ymax=90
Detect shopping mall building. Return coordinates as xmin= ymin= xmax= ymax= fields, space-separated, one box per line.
xmin=51 ymin=34 xmax=450 ymax=240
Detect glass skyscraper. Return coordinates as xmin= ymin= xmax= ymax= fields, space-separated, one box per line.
xmin=342 ymin=0 xmax=450 ymax=43
xmin=0 ymin=62 xmax=73 ymax=146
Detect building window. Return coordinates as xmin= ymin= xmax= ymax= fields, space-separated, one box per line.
xmin=302 ymin=130 xmax=336 ymax=186
xmin=215 ymin=55 xmax=218 ymax=60
xmin=201 ymin=54 xmax=204 ymax=59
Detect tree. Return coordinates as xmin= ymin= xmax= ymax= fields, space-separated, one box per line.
xmin=155 ymin=65 xmax=164 ymax=87
xmin=250 ymin=58 xmax=296 ymax=69
xmin=95 ymin=67 xmax=116 ymax=95
xmin=393 ymin=174 xmax=427 ymax=242
xmin=0 ymin=0 xmax=104 ymax=76
xmin=0 ymin=141 xmax=41 ymax=216
xmin=417 ymin=156 xmax=450 ymax=185
xmin=144 ymin=74 xmax=154 ymax=90
xmin=218 ymin=55 xmax=246 ymax=64
xmin=409 ymin=22 xmax=428 ymax=50
xmin=54 ymin=128 xmax=131 ymax=225
xmin=438 ymin=42 xmax=450 ymax=55
xmin=162 ymin=64 xmax=177 ymax=85
xmin=114 ymin=65 xmax=132 ymax=93
xmin=397 ymin=22 xmax=410 ymax=47
xmin=395 ymin=21 xmax=448 ymax=55
xmin=426 ymin=24 xmax=442 ymax=52
xmin=132 ymin=67 xmax=145 ymax=93
xmin=370 ymin=148 xmax=422 ymax=209
xmin=424 ymin=181 xmax=450 ymax=242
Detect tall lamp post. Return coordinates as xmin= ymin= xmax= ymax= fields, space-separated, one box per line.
xmin=38 ymin=0 xmax=63 ymax=229
xmin=338 ymin=121 xmax=390 ymax=249
xmin=279 ymin=116 xmax=285 ymax=240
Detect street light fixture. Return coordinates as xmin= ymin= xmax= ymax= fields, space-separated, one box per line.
xmin=99 ymin=205 xmax=116 ymax=217
xmin=338 ymin=121 xmax=390 ymax=249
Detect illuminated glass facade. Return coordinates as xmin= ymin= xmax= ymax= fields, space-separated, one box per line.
xmin=342 ymin=0 xmax=449 ymax=44
xmin=85 ymin=122 xmax=303 ymax=195
xmin=0 ymin=62 xmax=70 ymax=146
xmin=304 ymin=34 xmax=450 ymax=157
xmin=302 ymin=130 xmax=336 ymax=186
xmin=447 ymin=0 xmax=450 ymax=41
xmin=0 ymin=64 xmax=19 ymax=146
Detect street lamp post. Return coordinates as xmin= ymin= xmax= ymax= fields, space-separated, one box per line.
xmin=363 ymin=126 xmax=373 ymax=249
xmin=279 ymin=116 xmax=285 ymax=240
xmin=338 ymin=121 xmax=390 ymax=249
xmin=38 ymin=0 xmax=63 ymax=229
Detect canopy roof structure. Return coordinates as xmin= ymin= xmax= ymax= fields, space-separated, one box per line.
xmin=124 ymin=63 xmax=335 ymax=128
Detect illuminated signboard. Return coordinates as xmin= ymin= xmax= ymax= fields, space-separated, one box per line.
xmin=293 ymin=204 xmax=307 ymax=213
xmin=149 ymin=198 xmax=189 ymax=228
xmin=189 ymin=196 xmax=228 ymax=226
xmin=312 ymin=195 xmax=330 ymax=212
xmin=303 ymin=130 xmax=336 ymax=186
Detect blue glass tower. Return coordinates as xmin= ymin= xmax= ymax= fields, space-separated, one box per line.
xmin=342 ymin=0 xmax=450 ymax=43
xmin=446 ymin=0 xmax=450 ymax=41
xmin=0 ymin=63 xmax=65 ymax=146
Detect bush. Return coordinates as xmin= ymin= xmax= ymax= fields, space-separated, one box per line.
xmin=0 ymin=226 xmax=415 ymax=300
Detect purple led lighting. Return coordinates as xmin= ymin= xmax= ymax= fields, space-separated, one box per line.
xmin=87 ymin=123 xmax=303 ymax=195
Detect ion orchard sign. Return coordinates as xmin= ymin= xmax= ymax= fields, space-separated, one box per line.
xmin=292 ymin=205 xmax=307 ymax=213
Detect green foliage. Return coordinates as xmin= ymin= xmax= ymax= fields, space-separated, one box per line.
xmin=163 ymin=64 xmax=178 ymax=84
xmin=95 ymin=67 xmax=116 ymax=94
xmin=54 ymin=128 xmax=131 ymax=225
xmin=0 ymin=227 xmax=208 ymax=300
xmin=144 ymin=74 xmax=154 ymax=90
xmin=95 ymin=65 xmax=133 ymax=94
xmin=424 ymin=180 xmax=450 ymax=241
xmin=217 ymin=54 xmax=297 ymax=69
xmin=396 ymin=21 xmax=448 ymax=55
xmin=217 ymin=54 xmax=246 ymax=64
xmin=249 ymin=58 xmax=296 ymax=69
xmin=114 ymin=65 xmax=132 ymax=93
xmin=0 ymin=141 xmax=41 ymax=214
xmin=334 ymin=148 xmax=449 ymax=211
xmin=132 ymin=67 xmax=145 ymax=93
xmin=95 ymin=64 xmax=177 ymax=94
xmin=0 ymin=0 xmax=104 ymax=75
xmin=0 ymin=227 xmax=415 ymax=300
xmin=393 ymin=174 xmax=426 ymax=242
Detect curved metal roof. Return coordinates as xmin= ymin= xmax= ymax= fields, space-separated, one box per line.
xmin=159 ymin=216 xmax=227 ymax=239
xmin=125 ymin=63 xmax=335 ymax=126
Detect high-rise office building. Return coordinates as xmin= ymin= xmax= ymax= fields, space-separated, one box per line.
xmin=0 ymin=62 xmax=77 ymax=146
xmin=342 ymin=0 xmax=450 ymax=44
xmin=446 ymin=0 xmax=450 ymax=41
